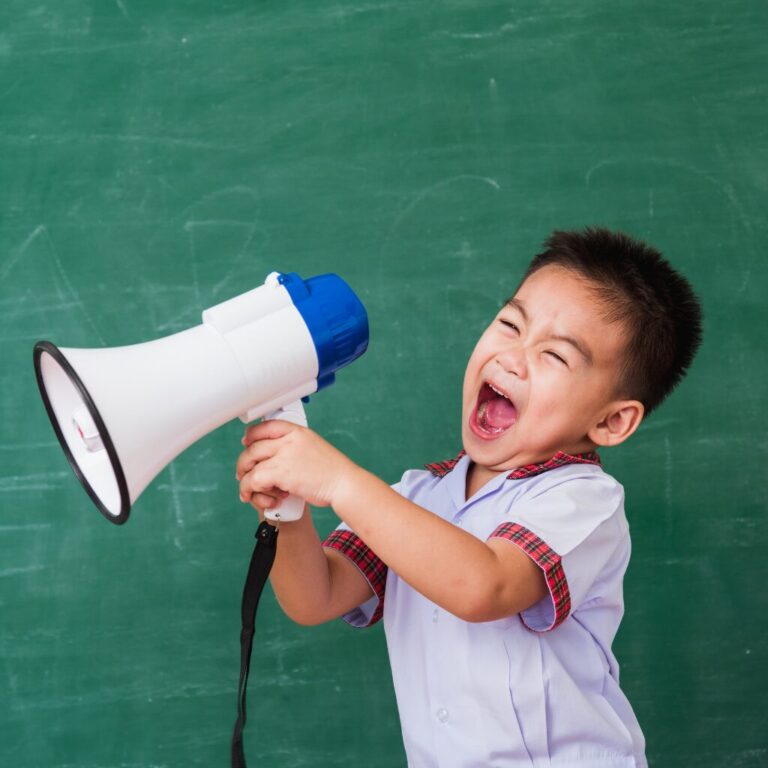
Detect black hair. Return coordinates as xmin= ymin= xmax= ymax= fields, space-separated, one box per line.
xmin=520 ymin=227 xmax=703 ymax=418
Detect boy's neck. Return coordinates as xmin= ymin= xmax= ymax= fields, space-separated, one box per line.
xmin=465 ymin=462 xmax=503 ymax=500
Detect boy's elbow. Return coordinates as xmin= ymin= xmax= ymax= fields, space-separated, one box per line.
xmin=290 ymin=612 xmax=327 ymax=627
xmin=274 ymin=598 xmax=331 ymax=627
xmin=455 ymin=581 xmax=515 ymax=623
xmin=284 ymin=607 xmax=333 ymax=626
xmin=457 ymin=600 xmax=504 ymax=624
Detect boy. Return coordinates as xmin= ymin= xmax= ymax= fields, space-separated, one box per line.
xmin=235 ymin=227 xmax=703 ymax=767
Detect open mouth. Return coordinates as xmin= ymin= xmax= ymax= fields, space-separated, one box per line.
xmin=470 ymin=382 xmax=518 ymax=439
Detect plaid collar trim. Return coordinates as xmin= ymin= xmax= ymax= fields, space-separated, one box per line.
xmin=506 ymin=450 xmax=601 ymax=479
xmin=425 ymin=449 xmax=601 ymax=480
xmin=424 ymin=452 xmax=467 ymax=478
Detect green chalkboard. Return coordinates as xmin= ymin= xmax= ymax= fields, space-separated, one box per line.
xmin=1 ymin=1 xmax=766 ymax=766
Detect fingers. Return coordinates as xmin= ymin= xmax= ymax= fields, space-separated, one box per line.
xmin=239 ymin=458 xmax=289 ymax=504
xmin=239 ymin=469 xmax=289 ymax=503
xmin=244 ymin=488 xmax=289 ymax=509
xmin=242 ymin=419 xmax=298 ymax=447
xmin=236 ymin=439 xmax=279 ymax=481
xmin=236 ymin=421 xmax=298 ymax=509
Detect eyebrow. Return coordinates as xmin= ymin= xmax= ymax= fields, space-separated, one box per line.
xmin=504 ymin=297 xmax=594 ymax=365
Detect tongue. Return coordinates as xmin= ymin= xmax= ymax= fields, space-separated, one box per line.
xmin=483 ymin=395 xmax=517 ymax=430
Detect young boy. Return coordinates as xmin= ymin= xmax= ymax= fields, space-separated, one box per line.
xmin=235 ymin=227 xmax=703 ymax=768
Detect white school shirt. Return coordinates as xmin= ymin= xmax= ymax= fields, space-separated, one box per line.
xmin=323 ymin=451 xmax=647 ymax=768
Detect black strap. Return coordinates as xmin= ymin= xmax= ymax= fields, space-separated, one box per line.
xmin=231 ymin=520 xmax=279 ymax=768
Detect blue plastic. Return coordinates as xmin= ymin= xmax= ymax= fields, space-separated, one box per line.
xmin=278 ymin=272 xmax=369 ymax=390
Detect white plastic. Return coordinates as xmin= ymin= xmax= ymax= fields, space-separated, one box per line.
xmin=72 ymin=406 xmax=105 ymax=453
xmin=262 ymin=399 xmax=308 ymax=522
xmin=35 ymin=274 xmax=321 ymax=519
xmin=39 ymin=351 xmax=122 ymax=515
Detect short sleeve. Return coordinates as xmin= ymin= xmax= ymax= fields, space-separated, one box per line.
xmin=323 ymin=521 xmax=387 ymax=628
xmin=321 ymin=480 xmax=405 ymax=628
xmin=488 ymin=469 xmax=627 ymax=632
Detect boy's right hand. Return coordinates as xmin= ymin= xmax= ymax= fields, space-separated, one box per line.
xmin=235 ymin=444 xmax=290 ymax=513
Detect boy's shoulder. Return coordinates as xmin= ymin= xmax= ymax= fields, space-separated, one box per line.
xmin=519 ymin=458 xmax=624 ymax=500
xmin=392 ymin=453 xmax=629 ymax=561
xmin=508 ymin=461 xmax=629 ymax=557
xmin=395 ymin=452 xmax=626 ymax=525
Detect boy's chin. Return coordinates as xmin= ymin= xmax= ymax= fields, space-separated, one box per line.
xmin=462 ymin=423 xmax=515 ymax=461
xmin=461 ymin=444 xmax=521 ymax=479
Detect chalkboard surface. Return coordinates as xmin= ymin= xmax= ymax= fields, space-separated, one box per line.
xmin=1 ymin=2 xmax=766 ymax=766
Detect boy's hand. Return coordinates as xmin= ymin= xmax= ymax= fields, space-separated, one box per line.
xmin=236 ymin=421 xmax=359 ymax=510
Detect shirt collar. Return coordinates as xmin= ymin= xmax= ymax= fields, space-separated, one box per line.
xmin=506 ymin=449 xmax=601 ymax=479
xmin=425 ymin=449 xmax=601 ymax=480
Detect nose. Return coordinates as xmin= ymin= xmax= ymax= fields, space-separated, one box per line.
xmin=495 ymin=345 xmax=528 ymax=379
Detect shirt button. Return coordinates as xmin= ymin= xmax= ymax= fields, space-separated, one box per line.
xmin=432 ymin=608 xmax=439 ymax=623
xmin=436 ymin=708 xmax=449 ymax=723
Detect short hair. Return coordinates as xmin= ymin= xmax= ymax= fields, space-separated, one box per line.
xmin=519 ymin=227 xmax=703 ymax=418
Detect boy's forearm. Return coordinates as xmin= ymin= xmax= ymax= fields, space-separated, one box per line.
xmin=332 ymin=466 xmax=505 ymax=621
xmin=267 ymin=509 xmax=333 ymax=625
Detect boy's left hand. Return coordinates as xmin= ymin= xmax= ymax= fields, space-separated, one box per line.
xmin=236 ymin=421 xmax=359 ymax=510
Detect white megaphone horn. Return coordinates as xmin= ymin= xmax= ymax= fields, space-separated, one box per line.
xmin=33 ymin=271 xmax=369 ymax=525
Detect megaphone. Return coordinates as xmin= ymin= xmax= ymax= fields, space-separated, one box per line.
xmin=33 ymin=271 xmax=368 ymax=525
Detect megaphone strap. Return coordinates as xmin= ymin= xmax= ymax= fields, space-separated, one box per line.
xmin=231 ymin=521 xmax=279 ymax=768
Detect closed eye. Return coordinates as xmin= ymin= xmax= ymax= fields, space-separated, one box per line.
xmin=545 ymin=351 xmax=567 ymax=365
xmin=499 ymin=320 xmax=519 ymax=332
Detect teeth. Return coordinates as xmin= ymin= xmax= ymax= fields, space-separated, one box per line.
xmin=489 ymin=383 xmax=508 ymax=400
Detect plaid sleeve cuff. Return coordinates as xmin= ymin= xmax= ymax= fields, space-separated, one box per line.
xmin=489 ymin=522 xmax=571 ymax=631
xmin=322 ymin=529 xmax=387 ymax=628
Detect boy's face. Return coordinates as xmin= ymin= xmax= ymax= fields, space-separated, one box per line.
xmin=462 ymin=265 xmax=632 ymax=473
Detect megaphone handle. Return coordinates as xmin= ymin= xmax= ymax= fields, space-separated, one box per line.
xmin=262 ymin=400 xmax=308 ymax=522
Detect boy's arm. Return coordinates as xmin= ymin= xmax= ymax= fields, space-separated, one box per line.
xmin=330 ymin=467 xmax=546 ymax=623
xmin=263 ymin=507 xmax=374 ymax=625
xmin=238 ymin=423 xmax=547 ymax=624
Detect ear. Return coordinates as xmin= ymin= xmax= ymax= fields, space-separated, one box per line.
xmin=588 ymin=400 xmax=645 ymax=448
